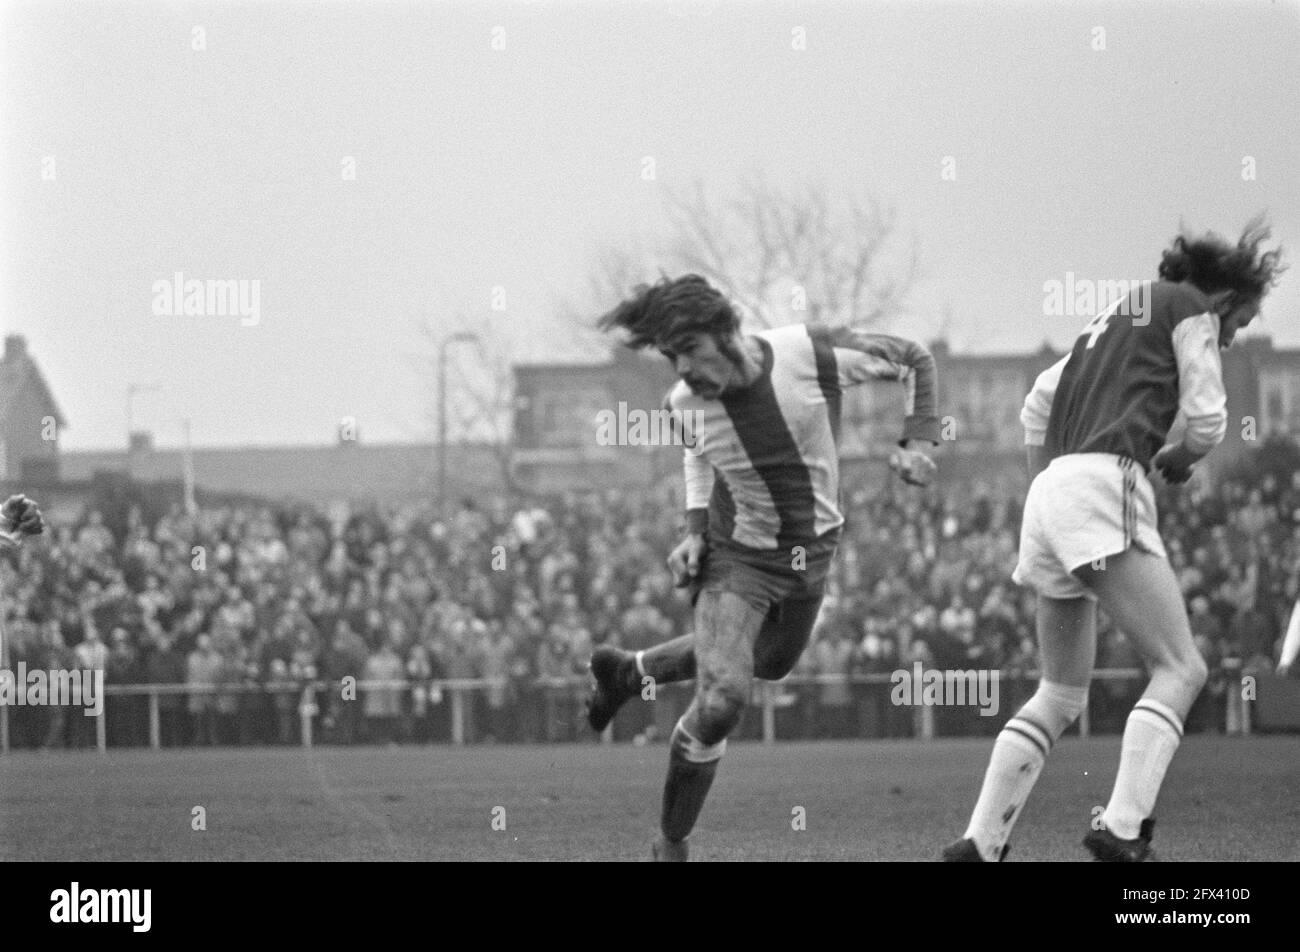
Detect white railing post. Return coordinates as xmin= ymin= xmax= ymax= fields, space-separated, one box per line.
xmin=1240 ymin=676 xmax=1252 ymax=735
xmin=299 ymin=684 xmax=316 ymax=749
xmin=450 ymin=684 xmax=465 ymax=745
xmin=149 ymin=690 xmax=161 ymax=750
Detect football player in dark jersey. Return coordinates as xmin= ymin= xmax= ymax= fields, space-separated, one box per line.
xmin=945 ymin=218 xmax=1285 ymax=862
xmin=590 ymin=274 xmax=939 ymax=860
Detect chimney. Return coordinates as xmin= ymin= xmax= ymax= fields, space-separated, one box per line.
xmin=4 ymin=335 xmax=27 ymax=360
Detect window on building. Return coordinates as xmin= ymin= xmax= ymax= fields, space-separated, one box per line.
xmin=539 ymin=387 xmax=608 ymax=449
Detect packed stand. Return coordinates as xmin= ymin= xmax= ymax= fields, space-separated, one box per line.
xmin=1 ymin=465 xmax=1296 ymax=749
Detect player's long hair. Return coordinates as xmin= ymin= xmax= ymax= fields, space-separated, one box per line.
xmin=1158 ymin=214 xmax=1287 ymax=302
xmin=597 ymin=274 xmax=740 ymax=350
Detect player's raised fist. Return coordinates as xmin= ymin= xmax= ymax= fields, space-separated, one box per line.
xmin=1 ymin=493 xmax=45 ymax=538
xmin=889 ymin=448 xmax=937 ymax=487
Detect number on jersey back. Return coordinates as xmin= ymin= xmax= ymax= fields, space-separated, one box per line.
xmin=1080 ymin=298 xmax=1126 ymax=349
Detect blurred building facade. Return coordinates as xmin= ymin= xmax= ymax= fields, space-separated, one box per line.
xmin=6 ymin=328 xmax=1297 ymax=504
xmin=510 ymin=348 xmax=681 ymax=493
xmin=511 ymin=332 xmax=1300 ymax=493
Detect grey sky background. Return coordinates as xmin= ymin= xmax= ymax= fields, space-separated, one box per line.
xmin=3 ymin=0 xmax=1298 ymax=451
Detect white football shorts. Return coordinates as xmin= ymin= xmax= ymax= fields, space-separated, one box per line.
xmin=1013 ymin=452 xmax=1167 ymax=600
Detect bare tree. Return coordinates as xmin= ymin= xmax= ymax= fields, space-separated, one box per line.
xmin=662 ymin=176 xmax=919 ymax=329
xmin=553 ymin=239 xmax=661 ymax=346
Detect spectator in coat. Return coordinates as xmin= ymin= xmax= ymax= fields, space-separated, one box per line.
xmin=325 ymin=620 xmax=368 ymax=744
xmin=144 ymin=631 xmax=187 ymax=747
xmin=186 ymin=634 xmax=222 ymax=746
xmin=363 ymin=639 xmax=405 ymax=743
xmin=105 ymin=628 xmax=142 ymax=747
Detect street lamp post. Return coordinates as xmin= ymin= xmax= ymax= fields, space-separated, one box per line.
xmin=157 ymin=417 xmax=197 ymax=514
xmin=179 ymin=418 xmax=196 ymax=516
xmin=438 ymin=330 xmax=480 ymax=508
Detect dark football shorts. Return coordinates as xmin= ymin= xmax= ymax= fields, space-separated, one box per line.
xmin=689 ymin=529 xmax=840 ymax=614
xmin=681 ymin=530 xmax=840 ymax=681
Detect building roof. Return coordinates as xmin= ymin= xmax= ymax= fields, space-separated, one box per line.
xmin=0 ymin=335 xmax=67 ymax=426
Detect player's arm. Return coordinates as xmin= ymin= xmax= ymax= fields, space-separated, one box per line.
xmin=1152 ymin=312 xmax=1228 ymax=484
xmin=1020 ymin=355 xmax=1068 ymax=482
xmin=821 ymin=327 xmax=941 ymax=485
xmin=667 ymin=396 xmax=711 ymax=587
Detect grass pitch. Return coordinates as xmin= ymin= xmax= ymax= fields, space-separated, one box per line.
xmin=3 ymin=735 xmax=1297 ymax=861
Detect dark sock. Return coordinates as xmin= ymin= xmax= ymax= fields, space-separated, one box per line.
xmin=634 ymin=638 xmax=698 ymax=687
xmin=663 ymin=654 xmax=697 ymax=684
xmin=619 ymin=656 xmax=643 ymax=694
xmin=660 ymin=745 xmax=720 ymax=842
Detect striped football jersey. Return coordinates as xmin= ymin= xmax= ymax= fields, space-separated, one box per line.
xmin=670 ymin=323 xmax=939 ymax=551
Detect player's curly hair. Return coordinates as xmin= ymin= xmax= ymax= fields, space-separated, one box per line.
xmin=597 ymin=274 xmax=740 ymax=350
xmin=1158 ymin=214 xmax=1287 ymax=303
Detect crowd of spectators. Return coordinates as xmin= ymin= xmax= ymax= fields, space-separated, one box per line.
xmin=2 ymin=461 xmax=1297 ymax=749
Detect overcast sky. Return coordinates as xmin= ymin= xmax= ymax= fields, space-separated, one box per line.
xmin=3 ymin=0 xmax=1298 ymax=451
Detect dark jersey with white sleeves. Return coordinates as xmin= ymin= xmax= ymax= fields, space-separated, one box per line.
xmin=1024 ymin=281 xmax=1228 ymax=469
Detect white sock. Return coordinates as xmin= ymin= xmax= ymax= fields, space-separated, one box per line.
xmin=964 ymin=731 xmax=1044 ymax=861
xmin=964 ymin=681 xmax=1087 ymax=862
xmin=1102 ymin=698 xmax=1183 ymax=840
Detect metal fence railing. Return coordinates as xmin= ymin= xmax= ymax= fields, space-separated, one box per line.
xmin=0 ymin=667 xmax=1260 ymax=753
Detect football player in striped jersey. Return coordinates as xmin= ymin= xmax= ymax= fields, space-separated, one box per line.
xmin=588 ymin=274 xmax=940 ymax=860
xmin=944 ymin=218 xmax=1285 ymax=863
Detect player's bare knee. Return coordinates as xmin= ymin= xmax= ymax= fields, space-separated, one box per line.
xmin=694 ymin=681 xmax=747 ymax=744
xmin=1152 ymin=643 xmax=1207 ymax=691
